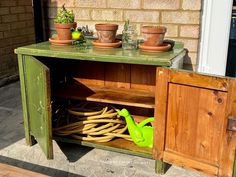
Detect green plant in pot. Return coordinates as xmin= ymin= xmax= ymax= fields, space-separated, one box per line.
xmin=54 ymin=4 xmax=76 ymax=40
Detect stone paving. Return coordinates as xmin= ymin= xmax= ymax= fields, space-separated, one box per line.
xmin=0 ymin=81 xmax=206 ymax=177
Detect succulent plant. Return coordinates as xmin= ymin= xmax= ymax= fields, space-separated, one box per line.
xmin=54 ymin=4 xmax=74 ymax=24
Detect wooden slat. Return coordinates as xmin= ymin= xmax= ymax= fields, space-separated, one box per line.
xmin=0 ymin=163 xmax=49 ymax=177
xmin=163 ymin=152 xmax=218 ymax=176
xmin=169 ymin=69 xmax=229 ymax=91
xmin=131 ymin=65 xmax=156 ymax=92
xmin=105 ymin=63 xmax=131 ymax=89
xmin=166 ymin=83 xmax=227 ymax=165
xmin=55 ymin=83 xmax=155 ymax=108
xmin=72 ymin=61 xmax=105 ymax=87
xmin=153 ymin=67 xmax=170 ymax=160
xmin=53 ymin=137 xmax=153 ymax=159
xmin=219 ymin=80 xmax=236 ymax=176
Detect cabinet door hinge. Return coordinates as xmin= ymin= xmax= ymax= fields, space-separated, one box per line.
xmin=227 ymin=116 xmax=236 ymax=132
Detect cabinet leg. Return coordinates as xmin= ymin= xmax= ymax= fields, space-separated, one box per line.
xmin=233 ymin=152 xmax=236 ymax=177
xmin=155 ymin=160 xmax=171 ymax=174
xmin=25 ymin=135 xmax=37 ymax=146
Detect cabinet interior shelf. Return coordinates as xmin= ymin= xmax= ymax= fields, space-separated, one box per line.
xmin=53 ymin=136 xmax=153 ymax=159
xmin=54 ymin=83 xmax=155 ymax=109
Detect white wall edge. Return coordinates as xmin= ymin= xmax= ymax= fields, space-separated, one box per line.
xmin=198 ymin=0 xmax=233 ymax=76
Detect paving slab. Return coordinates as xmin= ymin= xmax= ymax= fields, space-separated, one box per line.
xmin=0 ymin=82 xmax=206 ymax=177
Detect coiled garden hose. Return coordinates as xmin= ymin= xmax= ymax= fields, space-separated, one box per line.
xmin=53 ymin=104 xmax=132 ymax=142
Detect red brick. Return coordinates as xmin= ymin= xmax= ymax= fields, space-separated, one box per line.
xmin=11 ymin=35 xmax=29 ymax=45
xmin=25 ymin=20 xmax=34 ymax=27
xmin=0 ymin=32 xmax=3 ymax=39
xmin=3 ymin=30 xmax=19 ymax=38
xmin=0 ymin=7 xmax=9 ymax=15
xmin=0 ymin=46 xmax=13 ymax=56
xmin=25 ymin=6 xmax=33 ymax=13
xmin=18 ymin=27 xmax=34 ymax=36
xmin=18 ymin=0 xmax=32 ymax=6
xmin=18 ymin=13 xmax=33 ymax=21
xmin=0 ymin=0 xmax=17 ymax=6
xmin=0 ymin=38 xmax=12 ymax=47
xmin=10 ymin=6 xmax=25 ymax=14
xmin=11 ymin=21 xmax=26 ymax=30
xmin=0 ymin=24 xmax=11 ymax=31
xmin=2 ymin=15 xmax=18 ymax=23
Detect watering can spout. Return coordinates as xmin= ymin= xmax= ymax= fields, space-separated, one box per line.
xmin=118 ymin=108 xmax=154 ymax=148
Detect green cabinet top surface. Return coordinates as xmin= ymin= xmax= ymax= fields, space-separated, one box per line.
xmin=15 ymin=41 xmax=185 ymax=66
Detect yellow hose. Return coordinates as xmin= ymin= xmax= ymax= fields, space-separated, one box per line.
xmin=53 ymin=103 xmax=131 ymax=143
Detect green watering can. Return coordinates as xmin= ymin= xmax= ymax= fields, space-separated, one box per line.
xmin=118 ymin=108 xmax=154 ymax=148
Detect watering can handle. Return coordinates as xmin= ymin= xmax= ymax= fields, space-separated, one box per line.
xmin=137 ymin=117 xmax=154 ymax=128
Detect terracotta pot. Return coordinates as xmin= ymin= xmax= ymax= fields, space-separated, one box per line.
xmin=95 ymin=24 xmax=118 ymax=43
xmin=141 ymin=26 xmax=167 ymax=46
xmin=54 ymin=22 xmax=76 ymax=40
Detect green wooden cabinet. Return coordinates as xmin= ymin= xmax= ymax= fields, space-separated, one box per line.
xmin=15 ymin=42 xmax=236 ymax=177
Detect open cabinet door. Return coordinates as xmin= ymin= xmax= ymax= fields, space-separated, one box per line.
xmin=153 ymin=68 xmax=236 ymax=177
xmin=18 ymin=55 xmax=53 ymax=159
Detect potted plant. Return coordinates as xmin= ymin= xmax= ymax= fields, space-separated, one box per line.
xmin=141 ymin=26 xmax=167 ymax=46
xmin=95 ymin=23 xmax=118 ymax=43
xmin=54 ymin=5 xmax=76 ymax=40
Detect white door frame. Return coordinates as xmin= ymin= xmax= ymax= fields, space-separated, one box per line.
xmin=198 ymin=0 xmax=233 ymax=76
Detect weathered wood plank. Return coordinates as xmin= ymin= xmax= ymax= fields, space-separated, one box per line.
xmin=72 ymin=61 xmax=105 ymax=87
xmin=166 ymin=83 xmax=227 ymax=165
xmin=105 ymin=63 xmax=131 ymax=89
xmin=169 ymin=69 xmax=229 ymax=91
xmin=24 ymin=56 xmax=53 ymax=159
xmin=14 ymin=41 xmax=185 ymax=66
xmin=131 ymin=65 xmax=156 ymax=92
xmin=0 ymin=163 xmax=49 ymax=177
xmin=219 ymin=80 xmax=236 ymax=177
xmin=55 ymin=83 xmax=155 ymax=109
xmin=163 ymin=152 xmax=218 ymax=176
xmin=18 ymin=54 xmax=32 ymax=146
xmin=153 ymin=67 xmax=170 ymax=160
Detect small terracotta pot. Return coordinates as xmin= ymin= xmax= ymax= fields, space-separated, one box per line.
xmin=54 ymin=22 xmax=76 ymax=40
xmin=95 ymin=24 xmax=118 ymax=43
xmin=141 ymin=26 xmax=167 ymax=46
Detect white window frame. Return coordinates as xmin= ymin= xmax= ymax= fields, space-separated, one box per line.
xmin=198 ymin=0 xmax=233 ymax=76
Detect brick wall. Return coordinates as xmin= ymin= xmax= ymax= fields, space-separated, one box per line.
xmin=46 ymin=0 xmax=202 ymax=68
xmin=0 ymin=0 xmax=35 ymax=78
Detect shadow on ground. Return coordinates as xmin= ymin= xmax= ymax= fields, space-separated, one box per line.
xmin=0 ymin=155 xmax=85 ymax=177
xmin=0 ymin=82 xmax=25 ymax=150
xmin=57 ymin=142 xmax=93 ymax=163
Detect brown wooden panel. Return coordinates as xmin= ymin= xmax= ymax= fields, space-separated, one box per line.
xmin=54 ymin=137 xmax=152 ymax=159
xmin=105 ymin=63 xmax=131 ymax=89
xmin=219 ymin=80 xmax=236 ymax=177
xmin=153 ymin=68 xmax=170 ymax=160
xmin=169 ymin=70 xmax=229 ymax=91
xmin=72 ymin=61 xmax=105 ymax=86
xmin=166 ymin=83 xmax=227 ymax=165
xmin=131 ymin=65 xmax=156 ymax=92
xmin=163 ymin=152 xmax=218 ymax=176
xmin=55 ymin=83 xmax=155 ymax=109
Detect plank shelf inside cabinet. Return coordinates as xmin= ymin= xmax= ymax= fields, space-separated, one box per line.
xmin=53 ymin=82 xmax=155 ymax=109
xmin=53 ymin=136 xmax=153 ymax=159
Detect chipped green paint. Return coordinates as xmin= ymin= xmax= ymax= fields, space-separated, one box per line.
xmin=20 ymin=55 xmax=53 ymax=159
xmin=233 ymin=152 xmax=236 ymax=177
xmin=15 ymin=41 xmax=185 ymax=66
